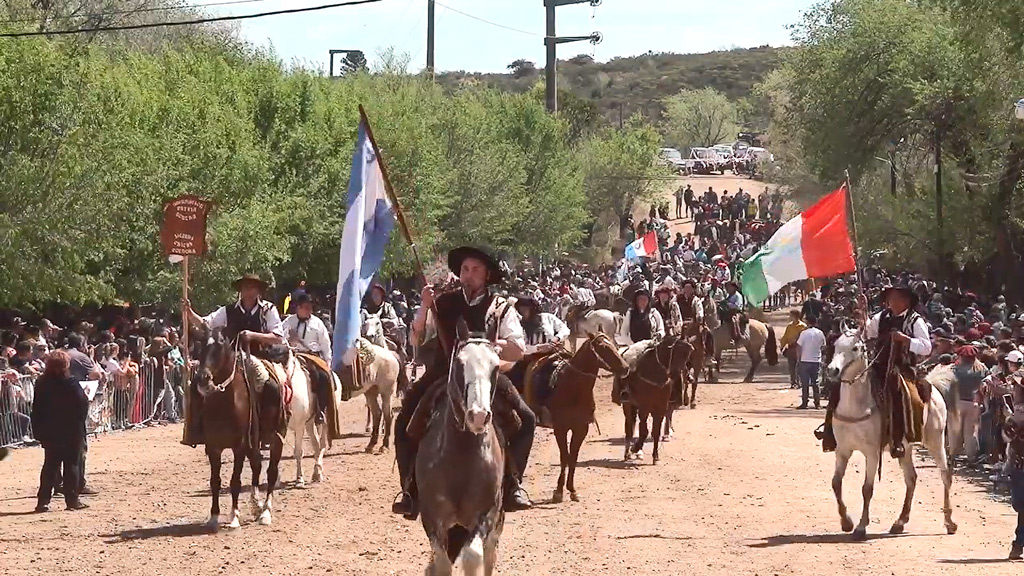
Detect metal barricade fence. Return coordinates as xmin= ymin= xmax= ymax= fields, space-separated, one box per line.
xmin=1 ymin=362 xmax=186 ymax=448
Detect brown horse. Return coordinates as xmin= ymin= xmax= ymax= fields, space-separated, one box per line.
xmin=544 ymin=332 xmax=629 ymax=504
xmin=620 ymin=335 xmax=693 ymax=464
xmin=415 ymin=326 xmax=505 ymax=575
xmin=663 ymin=322 xmax=715 ymax=439
xmin=193 ymin=330 xmax=286 ymax=530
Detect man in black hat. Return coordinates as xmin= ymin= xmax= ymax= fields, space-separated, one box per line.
xmin=613 ymin=287 xmax=665 ymax=404
xmin=181 ymin=272 xmax=286 ymax=445
xmin=392 ymin=246 xmax=535 ymax=520
xmin=817 ymin=280 xmax=931 ymax=458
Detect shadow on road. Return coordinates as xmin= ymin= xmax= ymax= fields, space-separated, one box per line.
xmin=616 ymin=533 xmax=691 ymax=541
xmin=103 ymin=521 xmax=216 ymax=542
xmin=937 ymin=558 xmax=1013 ymax=565
xmin=748 ymin=531 xmax=934 ymax=547
xmin=574 ymin=458 xmax=637 ymax=470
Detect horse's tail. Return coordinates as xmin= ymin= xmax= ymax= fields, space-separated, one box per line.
xmin=764 ymin=324 xmax=779 ymax=366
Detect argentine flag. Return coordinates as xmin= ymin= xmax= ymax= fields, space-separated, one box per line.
xmin=332 ymin=118 xmax=396 ymax=371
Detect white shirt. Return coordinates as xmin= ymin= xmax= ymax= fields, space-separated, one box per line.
xmin=283 ymin=314 xmax=333 ymax=365
xmin=523 ymin=313 xmax=571 ymax=354
xmin=864 ymin=311 xmax=932 ymax=357
xmin=796 ymin=327 xmax=826 ymax=363
xmin=201 ymin=300 xmax=285 ymax=340
xmin=617 ymin=308 xmax=666 ymax=346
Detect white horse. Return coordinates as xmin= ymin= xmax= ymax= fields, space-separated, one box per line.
xmin=569 ymin=309 xmax=622 ymax=352
xmin=349 ymin=315 xmax=401 ymax=454
xmin=825 ymin=329 xmax=958 ymax=540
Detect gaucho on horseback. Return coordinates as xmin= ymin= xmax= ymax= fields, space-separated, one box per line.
xmin=818 ymin=279 xmax=932 ymax=459
xmin=182 ymin=272 xmax=287 ymax=446
xmin=613 ymin=287 xmax=665 ymax=405
xmin=506 ymin=293 xmax=570 ymax=421
xmin=393 ymin=246 xmax=536 ymax=520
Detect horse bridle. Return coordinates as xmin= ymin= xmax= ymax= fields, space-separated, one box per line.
xmin=446 ymin=338 xmax=499 ymax=433
xmin=201 ymin=337 xmax=239 ymax=395
xmin=634 ymin=337 xmax=680 ymax=388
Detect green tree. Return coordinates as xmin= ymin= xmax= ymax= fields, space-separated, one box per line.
xmin=339 ymin=50 xmax=368 ymax=76
xmin=662 ymin=88 xmax=739 ymax=150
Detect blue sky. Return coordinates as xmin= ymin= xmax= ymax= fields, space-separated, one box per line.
xmin=213 ymin=0 xmax=818 ymax=73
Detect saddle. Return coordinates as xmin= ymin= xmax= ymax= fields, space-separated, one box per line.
xmin=295 ymin=353 xmax=344 ymax=442
xmin=873 ymin=365 xmax=928 ymax=447
xmin=406 ymin=373 xmax=523 ymax=442
xmin=521 ymin=352 xmax=568 ymax=421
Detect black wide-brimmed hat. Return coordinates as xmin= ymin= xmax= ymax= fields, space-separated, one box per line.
xmin=880 ymin=279 xmax=918 ymax=307
xmin=448 ymin=246 xmax=505 ymax=285
xmin=514 ymin=294 xmax=540 ymax=310
xmin=632 ymin=287 xmax=651 ymax=302
xmin=232 ymin=273 xmax=271 ymax=292
xmin=680 ymin=278 xmax=697 ymax=290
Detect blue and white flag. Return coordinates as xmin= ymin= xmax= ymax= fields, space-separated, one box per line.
xmin=332 ymin=119 xmax=395 ymax=371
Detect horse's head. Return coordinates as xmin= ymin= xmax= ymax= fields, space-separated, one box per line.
xmin=667 ymin=335 xmax=694 ymax=373
xmin=450 ymin=336 xmax=501 ymax=435
xmin=361 ymin=315 xmax=384 ymax=341
xmin=584 ymin=332 xmax=629 ymax=376
xmin=192 ymin=328 xmax=234 ymax=394
xmin=826 ymin=329 xmax=867 ymax=383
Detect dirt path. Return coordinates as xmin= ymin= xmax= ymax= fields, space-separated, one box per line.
xmin=1 ymin=313 xmax=1018 ymax=575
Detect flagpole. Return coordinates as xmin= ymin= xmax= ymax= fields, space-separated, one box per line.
xmin=844 ymin=169 xmax=865 ymax=293
xmin=357 ymin=104 xmax=451 ymax=355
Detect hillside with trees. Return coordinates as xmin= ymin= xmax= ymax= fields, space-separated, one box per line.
xmin=438 ymin=46 xmax=786 ymax=128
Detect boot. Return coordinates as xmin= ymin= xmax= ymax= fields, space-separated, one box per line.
xmin=503 ymin=476 xmax=532 ymax=512
xmin=391 ymin=478 xmax=419 ymax=521
xmin=611 ymin=378 xmax=623 ymax=406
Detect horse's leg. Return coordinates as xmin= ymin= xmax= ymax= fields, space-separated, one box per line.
xmin=744 ymin=348 xmax=761 ymax=383
xmin=227 ymin=447 xmax=245 ymax=529
xmin=248 ymin=446 xmax=263 ymax=518
xmin=260 ymin=436 xmax=283 ymax=526
xmin=632 ymin=411 xmax=649 ymax=460
xmin=652 ymin=413 xmax=664 ymax=465
xmin=890 ymin=448 xmax=917 ymax=534
xmin=377 ymin=389 xmax=393 ymax=455
xmin=623 ymin=404 xmax=635 ymax=461
xmin=854 ymin=447 xmax=880 ymax=540
xmin=364 ymin=400 xmax=372 ymax=434
xmin=567 ymin=425 xmax=586 ymax=501
xmin=689 ymin=368 xmax=699 ymax=408
xmin=662 ymin=409 xmax=673 ymax=441
xmin=483 ymin=528 xmax=500 ymax=576
xmin=206 ymin=448 xmax=222 ymax=530
xmin=427 ymin=535 xmax=454 ymax=576
xmin=308 ymin=419 xmax=325 ymax=483
xmin=460 ymin=533 xmax=486 ymax=576
xmin=832 ymin=449 xmax=854 ymax=533
xmin=925 ymin=408 xmax=958 ymax=534
xmin=553 ymin=427 xmax=569 ymax=503
xmin=293 ymin=415 xmax=306 ymax=487
xmin=366 ymin=392 xmax=382 ymax=453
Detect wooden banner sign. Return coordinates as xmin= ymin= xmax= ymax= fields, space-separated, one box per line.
xmin=161 ymin=195 xmax=213 ymax=256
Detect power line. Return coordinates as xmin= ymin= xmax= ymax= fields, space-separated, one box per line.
xmin=0 ymin=0 xmax=383 ymax=38
xmin=0 ymin=0 xmax=273 ymax=26
xmin=432 ymin=1 xmax=538 ymax=37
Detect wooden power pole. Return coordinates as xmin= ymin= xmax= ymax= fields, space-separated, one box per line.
xmin=426 ymin=0 xmax=436 ymax=78
xmin=544 ymin=0 xmax=602 ymax=113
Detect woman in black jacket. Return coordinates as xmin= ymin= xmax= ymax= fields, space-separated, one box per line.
xmin=31 ymin=350 xmax=89 ymax=512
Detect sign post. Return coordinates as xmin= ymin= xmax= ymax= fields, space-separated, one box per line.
xmin=161 ymin=194 xmax=212 ymax=446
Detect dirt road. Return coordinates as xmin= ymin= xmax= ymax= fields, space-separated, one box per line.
xmin=2 ymin=176 xmax=1019 ymax=574
xmin=1 ymin=323 xmax=1019 ymax=575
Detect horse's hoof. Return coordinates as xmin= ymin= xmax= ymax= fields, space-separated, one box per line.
xmin=661 ymin=435 xmax=671 ymax=443
xmin=889 ymin=523 xmax=904 ymax=535
xmin=840 ymin=517 xmax=854 ymax=533
xmin=258 ymin=510 xmax=272 ymax=526
xmin=634 ymin=450 xmax=644 ymax=460
xmin=227 ymin=516 xmax=241 ymax=530
xmin=552 ymin=490 xmax=563 ymax=504
xmin=311 ymin=471 xmax=323 ymax=483
xmin=375 ymin=445 xmax=390 ymax=456
xmin=364 ymin=444 xmax=375 ymax=454
xmin=946 ymin=521 xmax=958 ymax=535
xmin=569 ymin=491 xmax=579 ymax=502
xmin=852 ymin=527 xmax=867 ymax=541
xmin=689 ymin=403 xmax=697 ymax=409
xmin=206 ymin=515 xmax=219 ymax=530
xmin=295 ymin=478 xmax=306 ymax=488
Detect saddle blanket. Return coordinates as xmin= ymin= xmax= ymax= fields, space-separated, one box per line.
xmin=619 ymin=340 xmax=657 ymax=375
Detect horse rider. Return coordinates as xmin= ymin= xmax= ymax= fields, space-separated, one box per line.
xmin=283 ymin=292 xmax=332 ymax=424
xmin=720 ymin=281 xmax=746 ymax=342
xmin=613 ymin=287 xmax=665 ymax=404
xmin=363 ymin=283 xmax=403 ymax=335
xmin=507 ymin=294 xmax=571 ymax=411
xmin=393 ymin=246 xmax=536 ymax=520
xmin=653 ymin=281 xmax=682 ymax=336
xmin=181 ymin=272 xmax=286 ymax=445
xmin=676 ymin=279 xmax=705 ymax=326
xmin=817 ymin=280 xmax=931 ymax=458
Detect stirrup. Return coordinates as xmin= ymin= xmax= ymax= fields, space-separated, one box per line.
xmin=813 ymin=424 xmax=825 ymax=441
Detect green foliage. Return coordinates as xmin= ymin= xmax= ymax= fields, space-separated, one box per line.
xmin=662 ymin=88 xmax=741 ymax=149
xmin=580 ymin=119 xmax=666 ymax=219
xmin=439 ymin=47 xmax=786 ymax=127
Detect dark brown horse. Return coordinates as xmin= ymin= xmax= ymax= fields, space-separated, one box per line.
xmin=193 ymin=330 xmax=285 ymax=530
xmin=415 ymin=326 xmax=505 ymax=575
xmin=544 ymin=332 xmax=629 ymax=504
xmin=620 ymin=335 xmax=693 ymax=464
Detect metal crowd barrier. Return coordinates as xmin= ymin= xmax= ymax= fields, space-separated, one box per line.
xmin=1 ymin=361 xmax=186 ymax=448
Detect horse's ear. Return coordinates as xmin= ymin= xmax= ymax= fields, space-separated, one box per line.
xmin=840 ymin=319 xmax=849 ymax=333
xmin=456 ymin=318 xmax=470 ymax=342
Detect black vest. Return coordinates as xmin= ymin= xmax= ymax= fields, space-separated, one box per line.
xmin=653 ymin=300 xmax=672 ymax=326
xmin=629 ymin=307 xmax=653 ymax=342
xmin=677 ymin=294 xmax=696 ymax=321
xmin=224 ymin=301 xmax=271 ymax=342
xmin=873 ymin=309 xmax=922 ymax=374
xmin=431 ymin=289 xmax=505 ymax=372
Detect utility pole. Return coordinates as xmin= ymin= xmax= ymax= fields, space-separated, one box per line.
xmin=426 ymin=0 xmax=435 ymax=79
xmin=544 ymin=0 xmax=602 ymax=113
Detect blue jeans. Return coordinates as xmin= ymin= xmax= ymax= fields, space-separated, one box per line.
xmin=798 ymin=361 xmax=821 ymax=407
xmin=1011 ymin=468 xmax=1024 ymax=545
